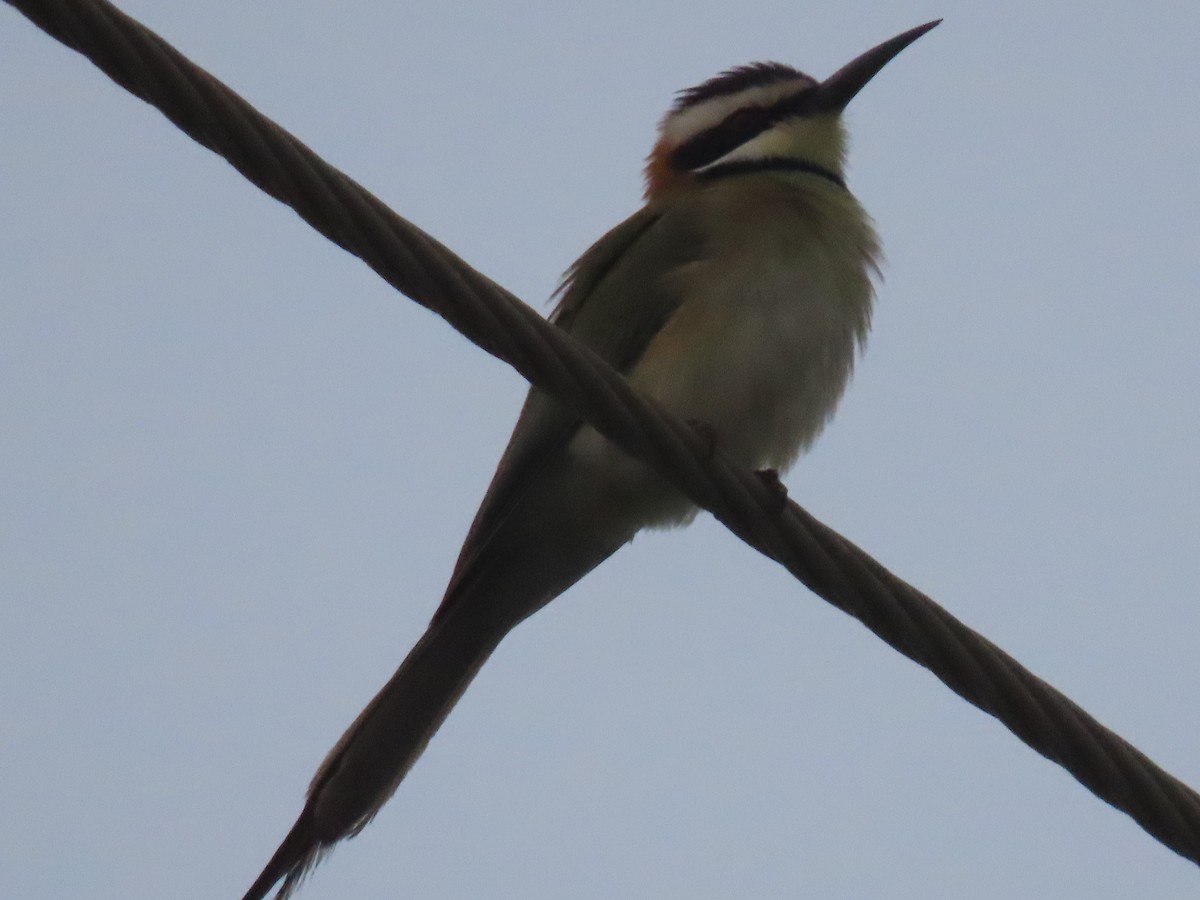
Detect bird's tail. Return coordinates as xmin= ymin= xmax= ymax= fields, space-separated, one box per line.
xmin=241 ymin=601 xmax=507 ymax=900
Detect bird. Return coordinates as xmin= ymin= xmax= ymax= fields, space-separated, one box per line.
xmin=242 ymin=20 xmax=939 ymax=900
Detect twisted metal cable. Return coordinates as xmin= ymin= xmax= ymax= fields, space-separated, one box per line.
xmin=9 ymin=0 xmax=1200 ymax=867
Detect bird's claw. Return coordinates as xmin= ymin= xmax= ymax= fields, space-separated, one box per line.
xmin=755 ymin=468 xmax=790 ymax=514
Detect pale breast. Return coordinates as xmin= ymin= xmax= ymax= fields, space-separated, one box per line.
xmin=629 ymin=177 xmax=878 ymax=470
xmin=567 ymin=176 xmax=878 ymax=526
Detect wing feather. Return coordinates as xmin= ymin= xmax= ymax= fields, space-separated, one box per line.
xmin=434 ymin=201 xmax=706 ymax=621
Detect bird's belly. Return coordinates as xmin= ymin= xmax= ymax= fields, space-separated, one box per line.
xmin=568 ymin=250 xmax=868 ymax=527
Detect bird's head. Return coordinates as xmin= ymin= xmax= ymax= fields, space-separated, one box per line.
xmin=645 ymin=20 xmax=940 ymax=199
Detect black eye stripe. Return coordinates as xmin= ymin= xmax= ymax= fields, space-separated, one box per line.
xmin=722 ymin=105 xmax=771 ymax=130
xmin=670 ymin=108 xmax=775 ymax=171
xmin=669 ymin=90 xmax=816 ymax=173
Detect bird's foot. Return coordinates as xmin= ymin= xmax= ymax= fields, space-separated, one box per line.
xmin=754 ymin=468 xmax=790 ymax=514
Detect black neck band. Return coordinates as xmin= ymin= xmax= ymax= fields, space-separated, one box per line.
xmin=696 ymin=156 xmax=846 ymax=190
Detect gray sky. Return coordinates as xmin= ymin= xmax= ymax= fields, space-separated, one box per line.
xmin=3 ymin=2 xmax=1199 ymax=897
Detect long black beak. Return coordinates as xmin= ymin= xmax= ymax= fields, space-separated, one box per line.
xmin=814 ymin=20 xmax=941 ymax=113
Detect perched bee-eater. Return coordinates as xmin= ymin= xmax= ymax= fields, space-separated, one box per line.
xmin=244 ymin=20 xmax=940 ymax=899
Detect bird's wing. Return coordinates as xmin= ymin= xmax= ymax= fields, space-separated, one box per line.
xmin=434 ymin=199 xmax=706 ymax=621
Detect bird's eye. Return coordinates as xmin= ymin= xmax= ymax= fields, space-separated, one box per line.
xmin=723 ymin=105 xmax=768 ymax=130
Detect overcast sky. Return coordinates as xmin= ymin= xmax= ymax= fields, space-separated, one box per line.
xmin=3 ymin=2 xmax=1199 ymax=898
